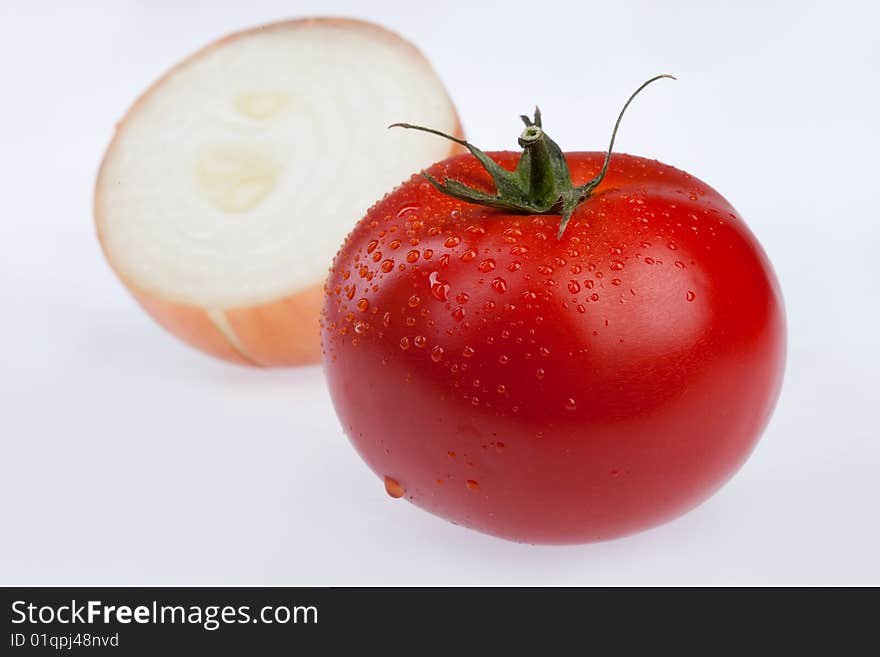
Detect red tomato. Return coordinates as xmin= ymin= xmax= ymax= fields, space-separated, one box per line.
xmin=322 ymin=102 xmax=784 ymax=543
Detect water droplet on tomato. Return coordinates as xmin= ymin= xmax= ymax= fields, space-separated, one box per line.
xmin=564 ymin=398 xmax=577 ymax=411
xmin=536 ymin=368 xmax=545 ymax=380
xmin=389 ymin=239 xmax=401 ymax=250
xmin=444 ymin=236 xmax=461 ymax=248
xmin=460 ymin=248 xmax=477 ymax=262
xmin=384 ymin=476 xmax=405 ymax=498
xmin=478 ymin=258 xmax=496 ymax=273
xmin=490 ymin=277 xmax=508 ymax=294
xmin=406 ymin=250 xmax=420 ymax=263
xmin=356 ymin=298 xmax=369 ymax=312
xmin=610 ymin=260 xmax=624 ymax=271
xmin=414 ymin=335 xmax=427 ymax=348
xmin=452 ymin=307 xmax=465 ymax=322
xmin=431 ymin=345 xmax=444 ymax=362
xmin=399 ymin=337 xmax=410 ymax=350
xmin=462 ymin=346 xmax=475 ymax=358
xmin=429 ymin=271 xmax=450 ymax=301
xmin=466 ymin=479 xmax=480 ymax=492
xmin=380 ymin=259 xmax=394 ymax=273
xmin=499 ymin=354 xmax=509 ymax=365
xmin=568 ymin=280 xmax=581 ymax=294
xmin=674 ymin=261 xmax=685 ymax=269
xmin=367 ymin=240 xmax=379 ymax=254
xmin=408 ymin=295 xmax=421 ymax=308
xmin=686 ymin=290 xmax=696 ymax=301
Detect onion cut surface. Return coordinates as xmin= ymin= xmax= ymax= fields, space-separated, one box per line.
xmin=96 ymin=18 xmax=461 ymax=366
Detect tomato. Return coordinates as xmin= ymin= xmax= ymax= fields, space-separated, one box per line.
xmin=321 ymin=80 xmax=785 ymax=544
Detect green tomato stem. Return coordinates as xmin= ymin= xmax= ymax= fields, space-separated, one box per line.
xmin=389 ymin=74 xmax=675 ymax=238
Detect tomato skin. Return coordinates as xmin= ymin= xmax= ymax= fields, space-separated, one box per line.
xmin=322 ymin=152 xmax=785 ymax=544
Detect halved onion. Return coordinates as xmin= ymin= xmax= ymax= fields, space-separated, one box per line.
xmin=95 ymin=18 xmax=461 ymax=366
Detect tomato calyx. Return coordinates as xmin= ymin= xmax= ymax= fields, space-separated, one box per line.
xmin=390 ymin=74 xmax=675 ymax=238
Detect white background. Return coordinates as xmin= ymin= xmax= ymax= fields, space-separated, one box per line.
xmin=1 ymin=0 xmax=878 ymax=585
